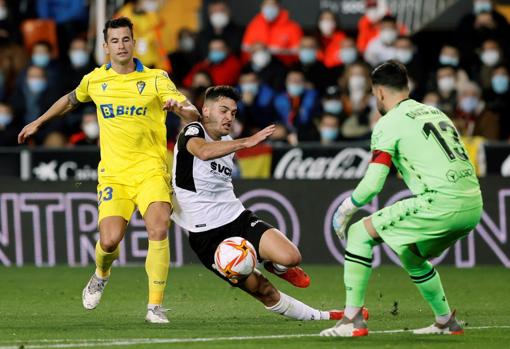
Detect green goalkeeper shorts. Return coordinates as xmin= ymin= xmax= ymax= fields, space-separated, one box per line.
xmin=370 ymin=192 xmax=482 ymax=258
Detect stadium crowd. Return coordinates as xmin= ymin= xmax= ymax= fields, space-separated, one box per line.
xmin=1 ymin=0 xmax=510 ymax=147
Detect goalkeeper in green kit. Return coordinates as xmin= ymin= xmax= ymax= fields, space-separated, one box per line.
xmin=321 ymin=60 xmax=483 ymax=337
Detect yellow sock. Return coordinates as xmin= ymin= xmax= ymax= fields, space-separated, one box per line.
xmin=95 ymin=241 xmax=119 ymax=278
xmin=146 ymin=237 xmax=170 ymax=305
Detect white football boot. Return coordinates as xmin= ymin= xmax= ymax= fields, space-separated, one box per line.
xmin=82 ymin=274 xmax=108 ymax=310
xmin=413 ymin=310 xmax=464 ymax=335
xmin=145 ymin=305 xmax=170 ymax=324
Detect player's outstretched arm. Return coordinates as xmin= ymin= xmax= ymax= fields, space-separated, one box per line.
xmin=18 ymin=90 xmax=82 ymax=144
xmin=187 ymin=125 xmax=275 ymax=161
xmin=163 ymin=99 xmax=201 ymax=124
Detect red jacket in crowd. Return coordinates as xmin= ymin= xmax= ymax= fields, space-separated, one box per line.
xmin=183 ymin=54 xmax=242 ymax=88
xmin=242 ymin=9 xmax=303 ymax=66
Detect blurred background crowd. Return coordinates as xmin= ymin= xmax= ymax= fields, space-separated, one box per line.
xmin=1 ymin=0 xmax=510 ymax=148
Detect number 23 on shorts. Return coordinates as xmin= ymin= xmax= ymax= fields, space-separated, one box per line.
xmin=98 ymin=186 xmax=113 ymax=205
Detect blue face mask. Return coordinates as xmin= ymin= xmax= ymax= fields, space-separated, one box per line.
xmin=287 ymin=83 xmax=304 ymax=97
xmin=439 ymin=55 xmax=459 ymax=67
xmin=299 ymin=48 xmax=317 ymax=64
xmin=241 ymin=82 xmax=259 ymax=95
xmin=320 ymin=127 xmax=339 ymax=142
xmin=69 ymin=50 xmax=89 ymax=68
xmin=27 ymin=78 xmax=47 ymax=94
xmin=208 ymin=50 xmax=227 ymax=63
xmin=0 ymin=112 xmax=12 ymax=127
xmin=32 ymin=53 xmax=50 ymax=67
xmin=262 ymin=5 xmax=279 ymax=22
xmin=474 ymin=1 xmax=492 ymax=14
xmin=323 ymin=100 xmax=343 ymax=114
xmin=340 ymin=47 xmax=357 ymax=65
xmin=492 ymin=74 xmax=509 ymax=94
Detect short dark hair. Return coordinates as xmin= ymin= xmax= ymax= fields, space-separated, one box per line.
xmin=204 ymin=86 xmax=240 ymax=102
xmin=371 ymin=60 xmax=409 ymax=90
xmin=103 ymin=17 xmax=134 ymax=42
xmin=380 ymin=15 xmax=397 ymax=24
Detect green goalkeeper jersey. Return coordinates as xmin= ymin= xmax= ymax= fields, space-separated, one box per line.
xmin=371 ymin=99 xmax=482 ymax=209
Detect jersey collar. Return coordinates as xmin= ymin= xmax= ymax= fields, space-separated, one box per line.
xmin=105 ymin=58 xmax=144 ymax=72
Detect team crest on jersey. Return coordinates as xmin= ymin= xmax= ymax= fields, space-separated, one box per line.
xmin=101 ymin=83 xmax=107 ymax=91
xmin=136 ymin=81 xmax=146 ymax=94
xmin=185 ymin=126 xmax=200 ymax=136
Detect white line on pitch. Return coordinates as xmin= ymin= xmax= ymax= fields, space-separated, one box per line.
xmin=0 ymin=326 xmax=509 ymax=349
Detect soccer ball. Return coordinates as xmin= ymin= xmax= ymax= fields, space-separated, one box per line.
xmin=214 ymin=237 xmax=257 ymax=282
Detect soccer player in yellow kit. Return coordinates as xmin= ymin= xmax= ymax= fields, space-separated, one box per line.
xmin=18 ymin=17 xmax=201 ymax=323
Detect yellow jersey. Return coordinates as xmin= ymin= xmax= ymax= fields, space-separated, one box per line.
xmin=75 ymin=58 xmax=186 ymax=185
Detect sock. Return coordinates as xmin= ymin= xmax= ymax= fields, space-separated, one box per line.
xmin=399 ymin=247 xmax=451 ymax=319
xmin=95 ymin=241 xmax=119 ymax=279
xmin=272 ymin=263 xmax=288 ymax=274
xmin=145 ymin=237 xmax=170 ymax=305
xmin=344 ymin=220 xmax=379 ymax=309
xmin=266 ymin=291 xmax=329 ymax=320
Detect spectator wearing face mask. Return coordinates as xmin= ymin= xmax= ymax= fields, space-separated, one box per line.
xmin=427 ymin=44 xmax=470 ymax=91
xmin=16 ymin=41 xmax=61 ymax=89
xmin=434 ymin=65 xmax=459 ymax=117
xmin=393 ymin=35 xmax=425 ymax=100
xmin=69 ymin=108 xmax=100 ymax=146
xmin=274 ymin=69 xmax=321 ymax=144
xmin=472 ymin=38 xmax=506 ymax=90
xmin=183 ymin=38 xmax=241 ymax=88
xmin=196 ymin=0 xmax=244 ymax=59
xmin=316 ymin=113 xmax=342 ymax=144
xmin=10 ymin=65 xmax=62 ymax=144
xmin=364 ymin=15 xmax=399 ymax=67
xmin=237 ymin=69 xmax=277 ymax=136
xmin=116 ymin=0 xmax=170 ymax=69
xmin=291 ymin=35 xmax=332 ymax=93
xmin=457 ymin=0 xmax=510 ymax=61
xmin=243 ymin=42 xmax=287 ymax=92
xmin=168 ymin=28 xmax=201 ymax=86
xmin=453 ymin=81 xmax=499 ymax=140
xmin=61 ymin=36 xmax=95 ymax=93
xmin=0 ymin=0 xmax=22 ymax=44
xmin=357 ymin=0 xmax=388 ymax=53
xmin=338 ymin=62 xmax=372 ymax=140
xmin=315 ymin=9 xmax=346 ymax=62
xmin=323 ymin=36 xmax=364 ymax=80
xmin=0 ymin=102 xmax=19 ymax=146
xmin=484 ymin=64 xmax=510 ymax=140
xmin=242 ymin=0 xmax=303 ymax=66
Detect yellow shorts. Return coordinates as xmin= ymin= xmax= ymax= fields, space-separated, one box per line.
xmin=97 ymin=174 xmax=172 ymax=223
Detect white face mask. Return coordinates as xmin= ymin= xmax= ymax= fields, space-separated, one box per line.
xmin=318 ymin=19 xmax=335 ymax=36
xmin=0 ymin=6 xmax=7 ymax=20
xmin=366 ymin=8 xmax=382 ymax=22
xmin=395 ymin=48 xmax=413 ymax=64
xmin=251 ymin=50 xmax=271 ymax=70
xmin=349 ymin=75 xmax=366 ymax=92
xmin=262 ymin=4 xmax=279 ymax=22
xmin=438 ymin=76 xmax=456 ymax=93
xmin=459 ymin=96 xmax=479 ymax=114
xmin=380 ymin=29 xmax=397 ymax=45
xmin=142 ymin=0 xmax=159 ymax=12
xmin=481 ymin=49 xmax=500 ymax=67
xmin=83 ymin=122 xmax=99 ymax=139
xmin=340 ymin=47 xmax=357 ymax=64
xmin=210 ymin=12 xmax=229 ymax=29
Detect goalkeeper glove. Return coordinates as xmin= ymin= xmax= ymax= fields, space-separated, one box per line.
xmin=333 ymin=197 xmax=359 ymax=239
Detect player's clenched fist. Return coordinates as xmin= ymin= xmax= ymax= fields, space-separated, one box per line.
xmin=333 ymin=197 xmax=359 ymax=239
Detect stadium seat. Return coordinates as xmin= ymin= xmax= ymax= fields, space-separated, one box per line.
xmin=21 ymin=19 xmax=59 ymax=57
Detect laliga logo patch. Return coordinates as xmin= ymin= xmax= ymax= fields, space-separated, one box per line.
xmin=136 ymin=81 xmax=146 ymax=94
xmin=185 ymin=126 xmax=200 ymax=136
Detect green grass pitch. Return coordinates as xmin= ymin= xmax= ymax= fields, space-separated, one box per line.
xmin=0 ymin=265 xmax=508 ymax=349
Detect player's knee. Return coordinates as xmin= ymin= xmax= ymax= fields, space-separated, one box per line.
xmin=146 ymin=217 xmax=170 ymax=240
xmin=278 ymin=248 xmax=301 ymax=267
xmin=100 ymin=237 xmax=120 ymax=252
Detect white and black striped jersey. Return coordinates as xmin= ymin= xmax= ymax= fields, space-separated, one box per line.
xmin=171 ymin=122 xmax=245 ymax=232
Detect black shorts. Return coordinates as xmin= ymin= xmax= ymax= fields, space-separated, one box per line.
xmin=188 ymin=210 xmax=273 ymax=284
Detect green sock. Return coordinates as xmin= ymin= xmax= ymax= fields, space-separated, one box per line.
xmin=344 ymin=221 xmax=379 ymax=307
xmin=399 ymin=248 xmax=451 ymax=317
